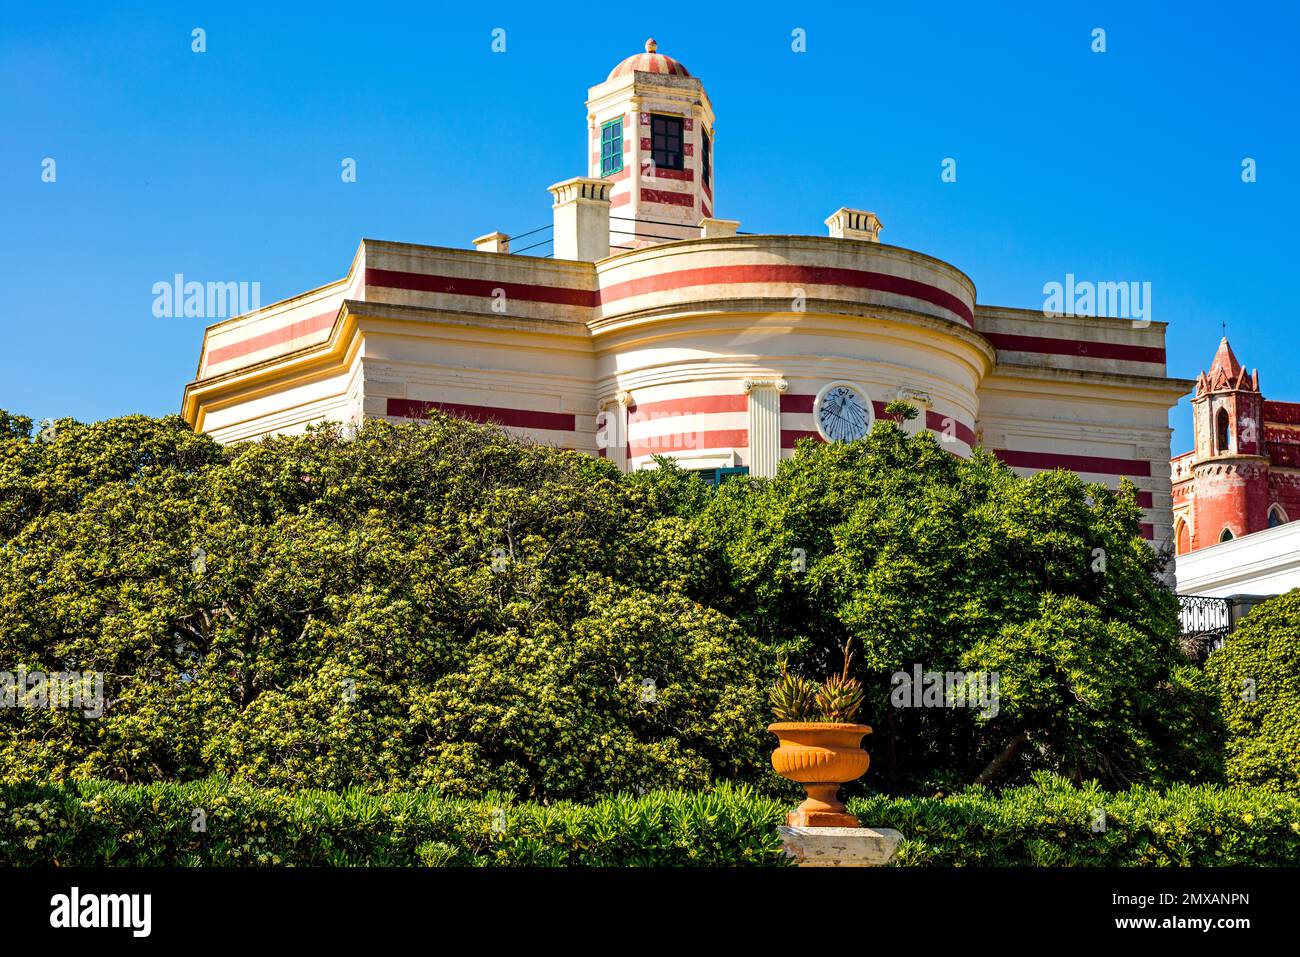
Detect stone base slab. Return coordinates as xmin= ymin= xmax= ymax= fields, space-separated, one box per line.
xmin=778 ymin=826 xmax=903 ymax=867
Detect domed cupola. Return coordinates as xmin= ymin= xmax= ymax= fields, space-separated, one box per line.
xmin=607 ymin=38 xmax=692 ymax=80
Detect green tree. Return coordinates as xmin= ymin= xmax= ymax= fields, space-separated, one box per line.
xmin=963 ymin=594 xmax=1219 ymax=788
xmin=691 ymin=422 xmax=1219 ymax=791
xmin=1207 ymin=589 xmax=1300 ymax=792
xmin=0 ymin=412 xmax=769 ymax=799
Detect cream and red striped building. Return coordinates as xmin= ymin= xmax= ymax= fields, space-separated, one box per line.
xmin=182 ymin=39 xmax=1190 ymax=545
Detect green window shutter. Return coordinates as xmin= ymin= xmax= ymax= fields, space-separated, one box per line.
xmin=600 ymin=119 xmax=623 ymax=176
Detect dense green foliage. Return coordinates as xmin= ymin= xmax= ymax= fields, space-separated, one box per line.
xmin=688 ymin=429 xmax=1220 ymax=792
xmin=0 ymin=408 xmax=1227 ymax=797
xmin=3 ymin=775 xmax=1295 ymax=866
xmin=0 ymin=412 xmax=769 ymax=799
xmin=1207 ymin=590 xmax=1300 ymax=793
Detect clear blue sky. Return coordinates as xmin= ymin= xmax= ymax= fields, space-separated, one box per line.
xmin=3 ymin=1 xmax=1296 ymax=454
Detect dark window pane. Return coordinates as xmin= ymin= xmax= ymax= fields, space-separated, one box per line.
xmin=649 ymin=114 xmax=684 ymax=170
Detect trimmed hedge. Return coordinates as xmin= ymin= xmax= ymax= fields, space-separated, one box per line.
xmin=851 ymin=773 xmax=1300 ymax=866
xmin=0 ymin=779 xmax=789 ymax=867
xmin=3 ymin=774 xmax=1297 ymax=866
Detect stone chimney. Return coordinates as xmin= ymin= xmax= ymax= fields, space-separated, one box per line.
xmin=825 ymin=208 xmax=883 ymax=243
xmin=548 ymin=177 xmax=613 ymax=261
xmin=699 ymin=218 xmax=740 ymax=239
xmin=472 ymin=231 xmax=510 ymax=254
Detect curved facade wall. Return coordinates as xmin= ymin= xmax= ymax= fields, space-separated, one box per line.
xmin=591 ymin=236 xmax=988 ymax=470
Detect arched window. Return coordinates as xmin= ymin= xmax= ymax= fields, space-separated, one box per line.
xmin=1216 ymin=408 xmax=1231 ymax=453
xmin=1219 ymin=527 xmax=1235 ymax=543
xmin=1268 ymin=506 xmax=1288 ymax=528
xmin=1176 ymin=520 xmax=1190 ymax=554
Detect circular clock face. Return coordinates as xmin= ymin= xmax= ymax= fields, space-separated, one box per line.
xmin=815 ymin=383 xmax=872 ymax=443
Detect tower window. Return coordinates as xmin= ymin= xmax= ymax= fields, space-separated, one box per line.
xmin=1268 ymin=506 xmax=1288 ymax=528
xmin=651 ymin=114 xmax=684 ymax=171
xmin=701 ymin=128 xmax=711 ymax=185
xmin=1216 ymin=407 xmax=1231 ymax=453
xmin=693 ymin=466 xmax=748 ymax=487
xmin=600 ymin=118 xmax=623 ymax=176
xmin=1219 ymin=527 xmax=1235 ymax=543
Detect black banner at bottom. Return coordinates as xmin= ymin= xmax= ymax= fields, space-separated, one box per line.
xmin=2 ymin=866 xmax=1284 ymax=943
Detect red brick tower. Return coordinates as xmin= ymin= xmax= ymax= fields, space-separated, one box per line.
xmin=1172 ymin=338 xmax=1270 ymax=552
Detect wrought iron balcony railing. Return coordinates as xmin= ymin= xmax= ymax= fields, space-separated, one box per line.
xmin=1177 ymin=594 xmax=1243 ymax=663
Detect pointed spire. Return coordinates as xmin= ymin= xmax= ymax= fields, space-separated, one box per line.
xmin=1199 ymin=336 xmax=1259 ymax=395
xmin=1209 ymin=336 xmax=1242 ymax=381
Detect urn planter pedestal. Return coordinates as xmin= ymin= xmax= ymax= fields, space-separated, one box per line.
xmin=767 ymin=722 xmax=872 ymax=828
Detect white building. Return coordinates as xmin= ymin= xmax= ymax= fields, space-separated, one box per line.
xmin=182 ymin=39 xmax=1193 ymax=545
xmin=1175 ymin=520 xmax=1300 ymax=598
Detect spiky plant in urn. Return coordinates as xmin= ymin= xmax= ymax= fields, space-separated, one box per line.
xmin=768 ymin=641 xmax=872 ymax=827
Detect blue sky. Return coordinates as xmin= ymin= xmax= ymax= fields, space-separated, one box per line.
xmin=3 ymin=1 xmax=1296 ymax=454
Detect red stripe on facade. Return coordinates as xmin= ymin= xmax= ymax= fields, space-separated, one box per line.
xmin=780 ymin=429 xmax=823 ymax=448
xmin=208 ymin=309 xmax=337 ymax=365
xmin=386 ymin=398 xmax=575 ymax=432
xmin=640 ymin=188 xmax=695 ymax=207
xmin=647 ymin=167 xmax=694 ymax=182
xmin=1140 ymin=523 xmax=1154 ymax=540
xmin=983 ymin=332 xmax=1165 ymax=365
xmin=993 ymin=448 xmax=1152 ymax=477
xmin=225 ymin=267 xmax=973 ymax=364
xmin=782 ymin=394 xmax=978 ymax=445
xmin=600 ymin=264 xmax=974 ymax=326
xmin=365 ymin=267 xmax=598 ymax=307
xmin=628 ymin=394 xmax=748 ymax=419
xmin=921 ymin=409 xmax=978 ymax=446
xmin=610 ymin=192 xmax=631 ymax=209
xmin=1264 ymin=400 xmax=1300 ymax=425
xmin=701 ymin=177 xmax=712 ymax=200
xmin=629 ymin=428 xmax=749 ymax=456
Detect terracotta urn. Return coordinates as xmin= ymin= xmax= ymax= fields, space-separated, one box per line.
xmin=768 ymin=722 xmax=872 ymax=827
